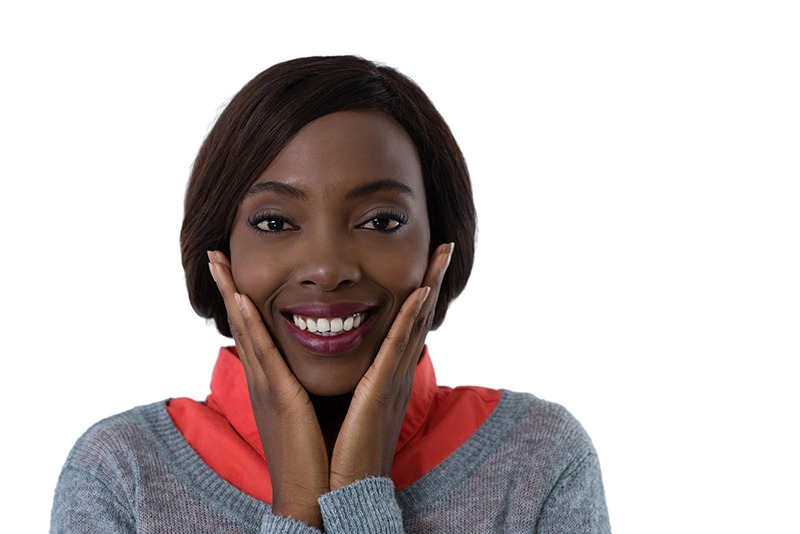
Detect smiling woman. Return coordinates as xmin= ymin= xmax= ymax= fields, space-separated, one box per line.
xmin=50 ymin=56 xmax=611 ymax=533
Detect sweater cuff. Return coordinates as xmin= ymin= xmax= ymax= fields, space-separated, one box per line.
xmin=259 ymin=510 xmax=323 ymax=534
xmin=319 ymin=477 xmax=403 ymax=533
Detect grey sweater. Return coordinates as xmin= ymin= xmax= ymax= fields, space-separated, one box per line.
xmin=51 ymin=391 xmax=610 ymax=533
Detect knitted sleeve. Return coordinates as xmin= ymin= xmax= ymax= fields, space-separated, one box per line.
xmin=318 ymin=477 xmax=404 ymax=533
xmin=534 ymin=448 xmax=611 ymax=534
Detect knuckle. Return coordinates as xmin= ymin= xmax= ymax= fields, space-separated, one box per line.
xmin=413 ymin=313 xmax=432 ymax=336
xmin=228 ymin=323 xmax=242 ymax=343
xmin=228 ymin=323 xmax=245 ymax=343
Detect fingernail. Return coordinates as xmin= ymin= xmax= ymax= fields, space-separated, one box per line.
xmin=234 ymin=292 xmax=243 ymax=311
xmin=208 ymin=262 xmax=219 ymax=284
xmin=420 ymin=286 xmax=431 ymax=306
xmin=206 ymin=250 xmax=213 ymax=261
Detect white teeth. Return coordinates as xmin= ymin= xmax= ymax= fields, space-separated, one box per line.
xmin=293 ymin=313 xmax=366 ymax=336
xmin=330 ymin=318 xmax=343 ymax=333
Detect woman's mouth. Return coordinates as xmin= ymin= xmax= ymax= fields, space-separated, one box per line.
xmin=281 ymin=305 xmax=377 ymax=356
xmin=291 ymin=312 xmax=365 ymax=336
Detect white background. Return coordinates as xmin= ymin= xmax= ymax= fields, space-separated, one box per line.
xmin=1 ymin=1 xmax=798 ymax=532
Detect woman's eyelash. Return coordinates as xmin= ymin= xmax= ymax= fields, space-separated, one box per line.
xmin=359 ymin=210 xmax=409 ymax=232
xmin=247 ymin=211 xmax=297 ymax=233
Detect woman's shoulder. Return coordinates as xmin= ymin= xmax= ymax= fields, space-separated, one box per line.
xmin=484 ymin=390 xmax=599 ymax=462
xmin=432 ymin=384 xmax=597 ymax=461
xmin=71 ymin=401 xmax=170 ymax=438
xmin=62 ymin=401 xmax=176 ymax=473
xmin=396 ymin=390 xmax=608 ymax=529
xmin=500 ymin=390 xmax=588 ymax=429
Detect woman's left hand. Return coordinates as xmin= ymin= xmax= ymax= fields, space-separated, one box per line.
xmin=328 ymin=242 xmax=454 ymax=490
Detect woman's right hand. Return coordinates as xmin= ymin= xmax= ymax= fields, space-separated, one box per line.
xmin=208 ymin=251 xmax=329 ymax=529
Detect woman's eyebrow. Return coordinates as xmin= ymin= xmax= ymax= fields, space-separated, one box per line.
xmin=245 ymin=181 xmax=308 ymax=200
xmin=345 ymin=179 xmax=415 ymax=201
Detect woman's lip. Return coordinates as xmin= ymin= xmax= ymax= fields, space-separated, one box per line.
xmin=282 ymin=312 xmax=378 ymax=356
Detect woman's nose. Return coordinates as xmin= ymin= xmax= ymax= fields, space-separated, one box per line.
xmin=295 ymin=237 xmax=361 ymax=291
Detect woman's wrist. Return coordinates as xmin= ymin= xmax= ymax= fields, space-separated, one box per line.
xmin=272 ymin=490 xmax=324 ymax=530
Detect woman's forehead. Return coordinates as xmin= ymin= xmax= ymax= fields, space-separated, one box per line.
xmin=251 ymin=110 xmax=424 ymax=195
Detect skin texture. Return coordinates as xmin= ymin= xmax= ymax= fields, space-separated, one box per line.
xmin=207 ymin=110 xmax=454 ymax=528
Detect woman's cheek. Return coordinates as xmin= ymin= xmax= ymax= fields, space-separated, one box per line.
xmin=230 ymin=246 xmax=278 ymax=304
xmin=382 ymin=243 xmax=430 ymax=302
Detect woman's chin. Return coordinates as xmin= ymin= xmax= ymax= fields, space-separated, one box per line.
xmin=278 ymin=333 xmax=383 ymax=398
xmin=290 ymin=362 xmax=371 ymax=398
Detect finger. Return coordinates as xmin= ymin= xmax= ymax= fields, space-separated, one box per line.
xmin=207 ymin=254 xmax=260 ymax=382
xmin=207 ymin=252 xmax=251 ymax=353
xmin=409 ymin=242 xmax=454 ymax=341
xmin=421 ymin=242 xmax=454 ymax=319
xmin=207 ymin=252 xmax=292 ymax=388
xmin=367 ymin=243 xmax=453 ymax=385
xmin=207 ymin=252 xmax=276 ymax=389
xmin=420 ymin=242 xmax=455 ymax=294
xmin=367 ymin=285 xmax=431 ymax=386
xmin=400 ymin=242 xmax=454 ymax=375
xmin=235 ymin=290 xmax=299 ymax=390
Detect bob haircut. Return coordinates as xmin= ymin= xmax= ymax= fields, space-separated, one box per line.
xmin=181 ymin=55 xmax=476 ymax=337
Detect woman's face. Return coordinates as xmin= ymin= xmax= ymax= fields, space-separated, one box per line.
xmin=229 ymin=110 xmax=431 ymax=396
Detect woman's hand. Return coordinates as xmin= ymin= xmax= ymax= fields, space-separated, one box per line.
xmin=208 ymin=251 xmax=329 ymax=529
xmin=329 ymin=242 xmax=453 ymax=490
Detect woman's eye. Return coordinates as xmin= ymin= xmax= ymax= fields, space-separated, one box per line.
xmin=258 ymin=218 xmax=286 ymax=232
xmin=249 ymin=214 xmax=297 ymax=233
xmin=359 ymin=212 xmax=407 ymax=232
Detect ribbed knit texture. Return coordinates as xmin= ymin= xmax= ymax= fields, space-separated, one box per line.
xmin=51 ymin=391 xmax=610 ymax=533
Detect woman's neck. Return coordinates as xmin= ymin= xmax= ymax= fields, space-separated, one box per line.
xmin=310 ymin=392 xmax=353 ymax=460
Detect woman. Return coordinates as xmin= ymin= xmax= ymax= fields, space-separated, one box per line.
xmin=51 ymin=55 xmax=611 ymax=533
